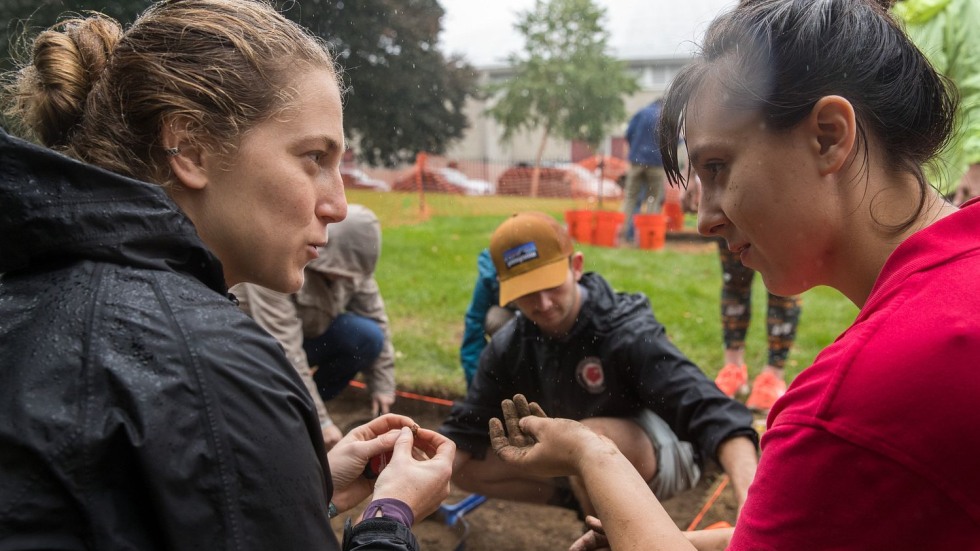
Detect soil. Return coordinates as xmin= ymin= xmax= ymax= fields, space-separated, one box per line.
xmin=329 ymin=385 xmax=747 ymax=551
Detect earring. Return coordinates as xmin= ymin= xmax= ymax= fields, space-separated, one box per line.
xmin=164 ymin=147 xmax=180 ymax=157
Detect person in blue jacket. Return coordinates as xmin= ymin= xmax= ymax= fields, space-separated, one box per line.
xmin=619 ymin=99 xmax=666 ymax=244
xmin=460 ymin=248 xmax=516 ymax=387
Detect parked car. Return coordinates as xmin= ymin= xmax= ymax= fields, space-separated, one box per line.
xmin=392 ymin=166 xmax=494 ymax=195
xmin=341 ymin=167 xmax=390 ymax=192
xmin=559 ymin=164 xmax=623 ymax=199
xmin=437 ymin=167 xmax=495 ymax=195
xmin=496 ymin=163 xmax=621 ymax=199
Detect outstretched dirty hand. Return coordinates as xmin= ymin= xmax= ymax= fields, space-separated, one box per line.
xmin=490 ymin=394 xmax=695 ymax=551
xmin=491 ymin=393 xmax=547 ymax=447
xmin=489 ymin=394 xmax=615 ymax=478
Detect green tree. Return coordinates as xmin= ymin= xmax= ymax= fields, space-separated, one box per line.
xmin=487 ymin=0 xmax=638 ymax=196
xmin=2 ymin=0 xmax=477 ymax=167
xmin=0 ymin=0 xmax=151 ymax=130
xmin=0 ymin=0 xmax=150 ymax=72
xmin=282 ymin=0 xmax=477 ymax=167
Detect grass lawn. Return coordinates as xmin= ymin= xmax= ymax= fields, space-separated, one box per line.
xmin=347 ymin=190 xmax=860 ymax=399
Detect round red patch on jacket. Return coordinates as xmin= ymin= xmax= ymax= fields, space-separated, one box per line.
xmin=576 ymin=357 xmax=606 ymax=394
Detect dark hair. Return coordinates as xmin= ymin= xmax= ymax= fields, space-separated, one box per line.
xmin=658 ymin=0 xmax=956 ymax=232
xmin=4 ymin=0 xmax=341 ymax=187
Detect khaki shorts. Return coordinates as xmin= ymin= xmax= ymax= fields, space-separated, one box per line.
xmin=634 ymin=409 xmax=701 ymax=501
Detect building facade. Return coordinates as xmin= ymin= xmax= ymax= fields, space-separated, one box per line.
xmin=442 ymin=56 xmax=692 ymax=167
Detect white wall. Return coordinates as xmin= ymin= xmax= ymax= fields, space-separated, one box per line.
xmin=442 ymin=57 xmax=690 ymax=164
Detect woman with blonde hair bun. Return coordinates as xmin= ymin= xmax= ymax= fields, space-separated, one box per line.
xmin=0 ymin=1 xmax=452 ymax=548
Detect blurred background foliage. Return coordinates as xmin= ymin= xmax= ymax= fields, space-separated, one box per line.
xmin=0 ymin=0 xmax=478 ymax=165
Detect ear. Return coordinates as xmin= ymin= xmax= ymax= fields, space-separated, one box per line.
xmin=160 ymin=116 xmax=210 ymax=190
xmin=570 ymin=252 xmax=585 ymax=281
xmin=808 ymin=96 xmax=857 ymax=177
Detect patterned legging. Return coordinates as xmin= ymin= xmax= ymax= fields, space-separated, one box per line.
xmin=718 ymin=240 xmax=802 ymax=369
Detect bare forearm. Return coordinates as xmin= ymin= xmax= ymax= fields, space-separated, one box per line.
xmin=578 ymin=447 xmax=695 ymax=551
xmin=684 ymin=527 xmax=734 ymax=551
xmin=716 ymin=436 xmax=758 ymax=511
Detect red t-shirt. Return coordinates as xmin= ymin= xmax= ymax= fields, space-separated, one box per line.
xmin=731 ymin=199 xmax=980 ymax=549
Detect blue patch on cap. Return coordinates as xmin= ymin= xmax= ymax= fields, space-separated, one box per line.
xmin=503 ymin=242 xmax=539 ymax=268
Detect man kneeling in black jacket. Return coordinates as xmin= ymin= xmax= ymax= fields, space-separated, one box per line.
xmin=440 ymin=211 xmax=759 ymax=518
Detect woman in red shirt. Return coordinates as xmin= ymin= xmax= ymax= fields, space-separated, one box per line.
xmin=489 ymin=0 xmax=980 ymax=549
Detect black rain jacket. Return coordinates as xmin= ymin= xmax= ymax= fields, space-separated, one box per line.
xmin=0 ymin=130 xmax=416 ymax=550
xmin=440 ymin=272 xmax=757 ymax=464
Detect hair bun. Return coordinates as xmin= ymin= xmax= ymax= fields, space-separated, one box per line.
xmin=13 ymin=15 xmax=122 ymax=147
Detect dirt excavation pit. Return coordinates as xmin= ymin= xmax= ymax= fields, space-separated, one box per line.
xmin=329 ymin=385 xmax=745 ymax=550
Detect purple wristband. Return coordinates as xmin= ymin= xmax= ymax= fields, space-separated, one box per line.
xmin=360 ymin=498 xmax=415 ymax=527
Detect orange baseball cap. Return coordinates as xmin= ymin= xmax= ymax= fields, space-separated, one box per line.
xmin=490 ymin=211 xmax=574 ymax=306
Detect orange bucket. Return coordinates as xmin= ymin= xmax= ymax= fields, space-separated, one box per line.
xmin=663 ymin=201 xmax=685 ymax=232
xmin=564 ymin=210 xmax=594 ymax=244
xmin=634 ymin=213 xmax=667 ymax=250
xmin=592 ymin=211 xmax=625 ymax=247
